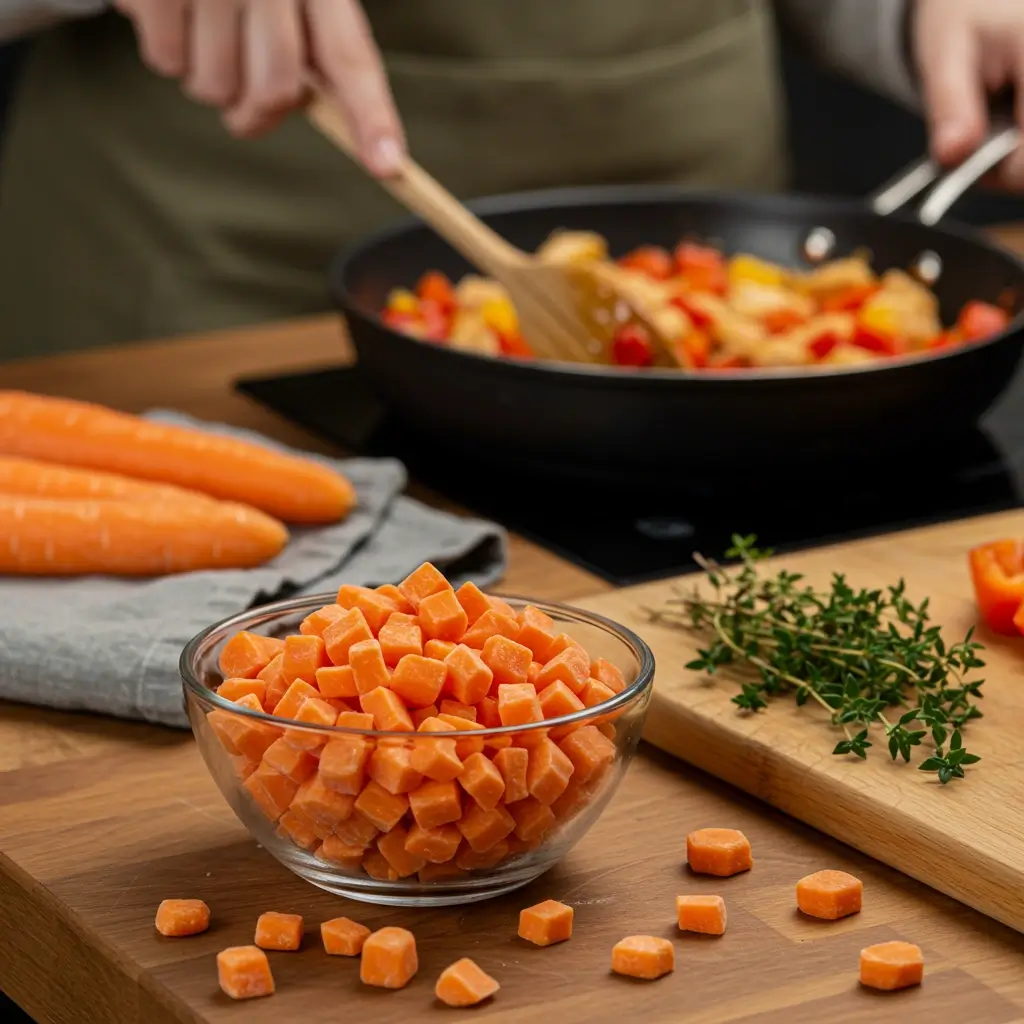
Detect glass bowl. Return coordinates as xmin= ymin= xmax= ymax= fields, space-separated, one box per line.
xmin=181 ymin=593 xmax=655 ymax=906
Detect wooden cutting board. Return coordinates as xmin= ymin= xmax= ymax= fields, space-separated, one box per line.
xmin=577 ymin=508 xmax=1024 ymax=935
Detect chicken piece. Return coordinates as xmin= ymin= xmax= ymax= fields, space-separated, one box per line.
xmin=648 ymin=304 xmax=692 ymax=343
xmin=600 ymin=266 xmax=678 ymax=310
xmin=747 ymin=337 xmax=813 ymax=367
xmin=862 ymin=269 xmax=941 ymax=346
xmin=537 ymin=230 xmax=609 ymax=265
xmin=448 ymin=308 xmax=500 ymax=355
xmin=454 ymin=275 xmax=512 ymax=310
xmin=825 ymin=343 xmax=876 ymax=366
xmin=774 ymin=312 xmax=856 ymax=349
xmin=796 ymin=256 xmax=876 ymax=300
xmin=728 ymin=280 xmax=815 ymax=321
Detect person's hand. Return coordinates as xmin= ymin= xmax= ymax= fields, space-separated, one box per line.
xmin=914 ymin=0 xmax=1024 ymax=190
xmin=113 ymin=0 xmax=406 ymax=176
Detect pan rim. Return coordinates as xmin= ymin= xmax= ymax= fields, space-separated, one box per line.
xmin=329 ymin=183 xmax=1024 ymax=385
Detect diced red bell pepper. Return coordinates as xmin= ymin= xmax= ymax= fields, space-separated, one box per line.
xmin=416 ymin=271 xmax=457 ymax=316
xmin=497 ymin=331 xmax=534 ymax=359
xmin=419 ymin=299 xmax=451 ymax=342
xmin=382 ymin=309 xmax=423 ymax=337
xmin=611 ymin=323 xmax=654 ymax=367
xmin=819 ymin=284 xmax=878 ymax=314
xmin=671 ymin=293 xmax=714 ymax=328
xmin=674 ymin=329 xmax=710 ymax=369
xmin=852 ymin=323 xmax=900 ymax=356
xmin=763 ymin=308 xmax=807 ymax=335
xmin=807 ymin=331 xmax=841 ymax=361
xmin=969 ymin=539 xmax=1024 ymax=635
xmin=617 ymin=245 xmax=674 ymax=281
xmin=673 ymin=243 xmax=728 ymax=294
xmin=957 ymin=300 xmax=1011 ymax=342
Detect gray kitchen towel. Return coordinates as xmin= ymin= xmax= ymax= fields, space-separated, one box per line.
xmin=0 ymin=412 xmax=508 ymax=728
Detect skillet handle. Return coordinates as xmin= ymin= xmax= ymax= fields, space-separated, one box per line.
xmin=868 ymin=121 xmax=1021 ymax=224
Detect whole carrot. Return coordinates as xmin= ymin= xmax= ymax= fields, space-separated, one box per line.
xmin=0 ymin=455 xmax=216 ymax=505
xmin=0 ymin=497 xmax=289 ymax=576
xmin=0 ymin=391 xmax=356 ymax=524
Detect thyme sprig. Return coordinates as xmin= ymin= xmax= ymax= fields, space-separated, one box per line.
xmin=647 ymin=535 xmax=985 ymax=783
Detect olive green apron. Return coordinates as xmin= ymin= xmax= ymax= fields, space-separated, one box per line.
xmin=0 ymin=0 xmax=784 ymax=360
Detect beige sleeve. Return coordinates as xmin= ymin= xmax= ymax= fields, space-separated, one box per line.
xmin=0 ymin=0 xmax=105 ymax=42
xmin=775 ymin=0 xmax=920 ymax=110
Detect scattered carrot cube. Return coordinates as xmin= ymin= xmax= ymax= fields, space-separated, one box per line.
xmin=361 ymin=685 xmax=415 ymax=732
xmin=282 ymin=634 xmax=328 ymax=685
xmin=590 ymin=657 xmax=627 ymax=693
xmin=255 ymin=911 xmax=304 ymax=951
xmin=404 ymin=822 xmax=462 ymax=864
xmin=322 ymin=916 xmax=371 ymax=956
xmin=859 ymin=941 xmax=924 ymax=991
xmin=368 ymin=743 xmax=423 ymax=794
xmin=155 ymin=898 xmax=210 ymax=937
xmin=444 ymin=644 xmax=494 ymax=705
xmin=322 ymin=608 xmax=374 ymax=666
xmin=377 ymin=824 xmax=428 ymax=877
xmin=527 ymin=737 xmax=574 ymax=805
xmin=455 ymin=581 xmax=493 ymax=624
xmin=537 ymin=647 xmax=590 ymax=695
xmin=796 ymin=869 xmax=863 ymax=920
xmin=217 ymin=945 xmax=275 ymax=1000
xmin=300 ymin=603 xmax=346 ymax=638
xmin=378 ymin=612 xmax=423 ymax=666
xmin=510 ymin=797 xmax=556 ymax=844
xmin=518 ymin=899 xmax=573 ymax=946
xmin=538 ymin=680 xmax=585 ymax=720
xmin=686 ymin=828 xmax=752 ymax=877
xmin=436 ymin=958 xmax=500 ymax=1008
xmin=349 ymin=639 xmax=391 ymax=696
xmin=611 ymin=936 xmax=674 ymax=980
xmin=219 ymin=631 xmax=283 ymax=680
xmin=493 ymin=746 xmax=529 ymax=803
xmin=217 ymin=677 xmax=267 ymax=704
xmin=462 ymin=608 xmax=521 ymax=648
xmin=318 ymin=736 xmax=372 ymax=795
xmin=353 ymin=779 xmax=410 ymax=831
xmin=315 ymin=665 xmax=358 ymax=699
xmin=390 ymin=654 xmax=447 ymax=708
xmin=676 ymin=895 xmax=727 ymax=935
xmin=457 ymin=801 xmax=516 ymax=852
xmin=498 ymin=683 xmax=543 ymax=727
xmin=559 ymin=725 xmax=616 ymax=783
xmin=458 ymin=751 xmax=506 ymax=810
xmin=424 ymin=639 xmax=457 ymax=661
xmin=398 ymin=562 xmax=451 ymax=611
xmin=418 ymin=588 xmax=470 ymax=642
xmin=360 ymin=926 xmax=419 ymax=989
xmin=409 ymin=779 xmax=463 ymax=829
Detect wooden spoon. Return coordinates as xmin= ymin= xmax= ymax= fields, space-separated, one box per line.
xmin=306 ymin=89 xmax=679 ymax=367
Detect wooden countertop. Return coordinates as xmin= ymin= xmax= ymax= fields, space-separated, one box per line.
xmin=3 ymin=294 xmax=1024 ymax=1022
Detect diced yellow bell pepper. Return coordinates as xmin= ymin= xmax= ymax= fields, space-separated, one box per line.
xmin=727 ymin=254 xmax=786 ymax=289
xmin=857 ymin=304 xmax=899 ymax=337
xmin=386 ymin=288 xmax=420 ymax=316
xmin=481 ymin=298 xmax=519 ymax=336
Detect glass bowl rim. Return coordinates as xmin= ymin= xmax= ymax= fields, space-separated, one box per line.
xmin=180 ymin=591 xmax=656 ymax=739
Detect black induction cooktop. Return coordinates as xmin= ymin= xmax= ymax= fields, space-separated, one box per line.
xmin=236 ymin=364 xmax=1024 ymax=585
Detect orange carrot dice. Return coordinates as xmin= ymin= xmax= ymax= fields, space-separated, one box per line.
xmin=527 ymin=737 xmax=574 ymax=805
xmin=258 ymin=654 xmax=288 ymax=712
xmin=476 ymin=695 xmax=501 ymax=728
xmin=579 ymin=678 xmax=616 ymax=710
xmin=498 ymin=683 xmax=542 ymax=727
xmin=375 ymin=583 xmax=415 ymax=615
xmin=537 ymin=680 xmax=585 ymax=720
xmin=435 ymin=958 xmax=500 ymax=1008
xmin=390 ymin=654 xmax=447 ymax=708
xmin=424 ymin=639 xmax=457 ymax=661
xmin=518 ymin=900 xmax=573 ymax=946
xmin=378 ymin=612 xmax=424 ymax=666
xmin=336 ymin=710 xmax=375 ymax=730
xmin=282 ymin=634 xmax=328 ymax=685
xmin=516 ymin=605 xmax=557 ymax=663
xmin=462 ymin=609 xmax=521 ymax=649
xmin=417 ymin=715 xmax=457 ymax=733
xmin=404 ymin=822 xmax=462 ymax=864
xmin=322 ymin=916 xmax=371 ymax=956
xmin=419 ymin=862 xmax=468 ymax=883
xmin=455 ymin=581 xmax=493 ymax=625
xmin=337 ymin=585 xmax=399 ymax=633
xmin=676 ymin=895 xmax=727 ymax=935
xmin=439 ymin=699 xmax=477 ymax=722
xmin=219 ymin=631 xmax=283 ymax=680
xmin=360 ymin=927 xmax=418 ymax=989
xmin=255 ymin=911 xmax=303 ymax=951
xmin=300 ymin=603 xmax=346 ymax=638
xmin=292 ymin=773 xmax=356 ymax=828
xmin=262 ymin=737 xmax=318 ymax=783
xmin=368 ymin=743 xmax=423 ymax=794
xmin=207 ymin=694 xmax=280 ymax=761
xmin=272 ymin=679 xmax=318 ymax=721
xmin=481 ymin=634 xmax=532 ymax=687
xmin=217 ymin=945 xmax=275 ymax=1000
xmin=315 ymin=665 xmax=358 ymax=699
xmin=276 ymin=808 xmax=321 ymax=850
xmin=409 ymin=779 xmax=462 ymax=829
xmin=510 ymin=797 xmax=555 ymax=843
xmin=354 ymin=779 xmax=410 ymax=831
xmin=796 ymin=870 xmax=863 ymax=920
xmin=323 ymin=608 xmax=374 ymax=666
xmin=444 ymin=644 xmax=494 ymax=705
xmin=230 ymin=754 xmax=260 ymax=781
xmin=455 ymin=839 xmax=509 ymax=871
xmin=546 ymin=632 xmax=588 ymax=659
xmin=559 ymin=725 xmax=616 ymax=783
xmin=458 ymin=751 xmax=505 ymax=810
xmin=590 ymin=658 xmax=627 ymax=693
xmin=410 ymin=704 xmax=439 ymax=728
xmin=363 ymin=847 xmax=400 ymax=880
xmin=317 ymin=839 xmax=365 ymax=870
xmin=437 ymin=714 xmax=486 ymax=759
xmin=859 ymin=941 xmax=924 ymax=991
xmin=409 ymin=731 xmax=463 ymax=782
xmin=527 ymin=661 xmax=543 ymax=688
xmin=360 ymin=686 xmax=415 ymax=732
xmin=457 ymin=800 xmax=515 ymax=852
xmin=493 ymin=746 xmax=529 ymax=803
xmin=333 ymin=811 xmax=381 ymax=850
xmin=244 ymin=763 xmax=299 ymax=821
xmin=155 ymin=898 xmax=210 ymax=937
xmin=217 ymin=677 xmax=267 ymax=704
xmin=398 ymin=562 xmax=451 ymax=611
xmin=318 ymin=736 xmax=372 ymax=795
xmin=686 ymin=828 xmax=752 ymax=877
xmin=418 ymin=588 xmax=470 ymax=642
xmin=611 ymin=936 xmax=674 ymax=980
xmin=283 ymin=696 xmax=338 ymax=750
xmin=348 ymin=639 xmax=391 ymax=695
xmin=377 ymin=825 xmax=427 ymax=878
xmin=537 ymin=647 xmax=589 ymax=695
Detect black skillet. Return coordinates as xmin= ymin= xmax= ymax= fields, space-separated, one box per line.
xmin=329 ymin=124 xmax=1024 ymax=483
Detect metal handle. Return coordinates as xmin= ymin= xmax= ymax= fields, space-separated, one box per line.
xmin=868 ymin=122 xmax=1021 ymax=224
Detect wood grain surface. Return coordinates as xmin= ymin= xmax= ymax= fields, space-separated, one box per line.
xmin=3 ymin=311 xmax=1024 ymax=1023
xmin=579 ymin=509 xmax=1024 ymax=938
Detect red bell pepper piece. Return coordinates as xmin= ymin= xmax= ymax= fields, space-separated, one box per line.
xmin=612 ymin=323 xmax=654 ymax=367
xmin=673 ymin=329 xmax=710 ymax=369
xmin=807 ymin=331 xmax=841 ymax=361
xmin=957 ymin=300 xmax=1011 ymax=342
xmin=671 ymin=293 xmax=714 ymax=328
xmin=969 ymin=539 xmax=1024 ymax=635
xmin=673 ymin=243 xmax=728 ymax=294
xmin=819 ymin=284 xmax=878 ymax=314
xmin=381 ymin=309 xmax=424 ymax=338
xmin=617 ymin=245 xmax=674 ymax=281
xmin=418 ymin=299 xmax=451 ymax=342
xmin=416 ymin=271 xmax=457 ymax=316
xmin=497 ymin=331 xmax=534 ymax=359
xmin=852 ymin=323 xmax=900 ymax=356
xmin=763 ymin=308 xmax=807 ymax=335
